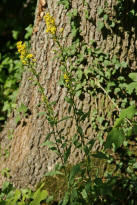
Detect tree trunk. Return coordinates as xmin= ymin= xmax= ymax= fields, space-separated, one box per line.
xmin=0 ymin=0 xmax=136 ymax=189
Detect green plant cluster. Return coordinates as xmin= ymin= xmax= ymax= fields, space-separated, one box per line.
xmin=0 ymin=0 xmax=35 ymax=130
xmin=0 ymin=181 xmax=48 ymax=205
xmin=97 ymin=0 xmax=137 ymax=33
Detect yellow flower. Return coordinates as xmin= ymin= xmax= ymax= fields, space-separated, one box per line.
xmin=22 ymin=60 xmax=27 ymax=65
xmin=32 ymin=58 xmax=37 ymax=62
xmin=44 ymin=13 xmax=57 ymax=35
xmin=26 ymin=54 xmax=34 ymax=59
xmin=17 ymin=41 xmax=28 ymax=64
xmin=17 ymin=41 xmax=36 ymax=64
xmin=59 ymin=27 xmax=64 ymax=33
xmin=64 ymin=74 xmax=69 ymax=83
xmin=17 ymin=41 xmax=26 ymax=53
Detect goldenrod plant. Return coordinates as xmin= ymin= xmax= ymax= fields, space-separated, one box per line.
xmin=15 ymin=11 xmax=137 ymax=204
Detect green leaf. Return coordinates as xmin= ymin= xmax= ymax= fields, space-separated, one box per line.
xmin=41 ymin=140 xmax=55 ymax=147
xmin=6 ymin=189 xmax=21 ymax=205
xmin=57 ymin=116 xmax=72 ymax=123
xmin=97 ymin=7 xmax=104 ymax=16
xmin=103 ymin=60 xmax=111 ymax=67
xmin=76 ymin=89 xmax=82 ymax=97
xmin=45 ymin=132 xmax=55 ymax=141
xmin=90 ymin=79 xmax=95 ymax=87
xmin=110 ymin=21 xmax=115 ymax=27
xmin=70 ymin=188 xmax=79 ymax=202
xmin=114 ymin=106 xmax=136 ymax=127
xmin=120 ymin=105 xmax=136 ymax=119
xmin=105 ymin=128 xmax=125 ymax=150
xmin=69 ymin=164 xmax=81 ymax=184
xmin=24 ymin=24 xmax=33 ymax=40
xmin=83 ymin=145 xmax=90 ymax=155
xmin=97 ymin=20 xmax=104 ymax=30
xmin=92 ymin=151 xmax=109 ymax=160
xmin=121 ymin=61 xmax=127 ymax=68
xmin=62 ymin=191 xmax=70 ymax=205
xmin=103 ymin=14 xmax=108 ymax=21
xmin=45 ymin=170 xmax=63 ymax=176
xmin=73 ymin=9 xmax=78 ymax=17
xmin=12 ymin=30 xmax=19 ymax=40
xmin=2 ymin=181 xmax=11 ymax=192
xmin=77 ymin=126 xmax=83 ymax=136
xmin=65 ymin=97 xmax=73 ymax=105
xmin=133 ymin=162 xmax=137 ymax=169
xmin=37 ymin=112 xmax=46 ymax=117
xmin=15 ymin=114 xmax=21 ymax=124
xmin=77 ymin=69 xmax=83 ymax=80
xmin=126 ymin=82 xmax=137 ymax=94
xmin=64 ymin=146 xmax=71 ymax=163
xmin=87 ymin=139 xmax=95 ymax=150
xmin=18 ymin=202 xmax=26 ymax=205
xmin=81 ymin=189 xmax=88 ymax=199
xmin=132 ymin=125 xmax=137 ymax=135
xmin=17 ymin=103 xmax=28 ymax=113
xmin=21 ymin=188 xmax=32 ymax=201
xmin=30 ymin=183 xmax=48 ymax=205
xmin=129 ymin=72 xmax=137 ymax=82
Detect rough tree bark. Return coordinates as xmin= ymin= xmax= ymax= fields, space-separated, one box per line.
xmin=0 ymin=0 xmax=136 ymax=188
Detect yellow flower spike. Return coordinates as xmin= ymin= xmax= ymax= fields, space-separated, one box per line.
xmin=26 ymin=54 xmax=34 ymax=59
xmin=64 ymin=73 xmax=69 ymax=83
xmin=17 ymin=41 xmax=28 ymax=64
xmin=22 ymin=60 xmax=27 ymax=65
xmin=32 ymin=58 xmax=37 ymax=62
xmin=44 ymin=13 xmax=57 ymax=35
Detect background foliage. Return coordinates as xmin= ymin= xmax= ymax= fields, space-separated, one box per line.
xmin=0 ymin=0 xmax=36 ymax=130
